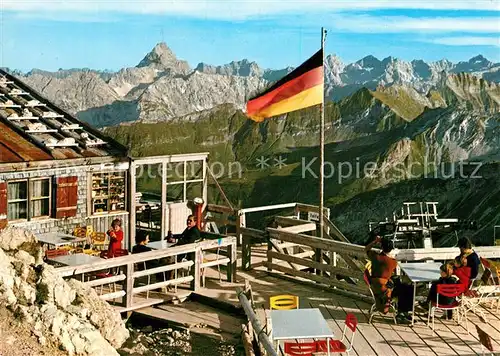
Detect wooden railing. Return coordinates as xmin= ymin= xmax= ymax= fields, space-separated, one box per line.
xmin=56 ymin=236 xmax=237 ymax=312
xmin=205 ymin=204 xmax=238 ymax=235
xmin=237 ymin=282 xmax=278 ymax=356
xmin=266 ymin=228 xmax=370 ymax=298
xmin=239 ymin=203 xmax=347 ymax=271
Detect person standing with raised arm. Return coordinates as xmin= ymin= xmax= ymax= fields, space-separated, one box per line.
xmin=106 ymin=218 xmax=123 ymax=258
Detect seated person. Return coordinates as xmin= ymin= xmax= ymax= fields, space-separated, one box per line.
xmin=166 ymin=214 xmax=202 ymax=262
xmin=166 ymin=214 xmax=201 ymax=245
xmin=365 ymin=235 xmax=414 ymax=323
xmin=425 ymin=263 xmax=460 ymax=319
xmin=132 ymin=230 xmax=153 ymax=255
xmin=456 ymin=237 xmax=481 ymax=280
xmin=132 ymin=231 xmax=166 ymax=283
xmin=453 ymin=255 xmax=471 ymax=289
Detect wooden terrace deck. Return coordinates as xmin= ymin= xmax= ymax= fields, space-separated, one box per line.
xmin=196 ymin=247 xmax=500 ymax=356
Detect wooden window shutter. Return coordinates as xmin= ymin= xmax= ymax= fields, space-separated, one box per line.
xmin=0 ymin=182 xmax=7 ymax=229
xmin=56 ymin=176 xmax=78 ymax=218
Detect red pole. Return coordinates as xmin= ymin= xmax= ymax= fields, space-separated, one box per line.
xmin=195 ymin=203 xmax=203 ymax=231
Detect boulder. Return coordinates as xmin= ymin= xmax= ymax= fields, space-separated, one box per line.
xmin=0 ymin=227 xmax=39 ymax=257
xmin=0 ymin=227 xmax=129 ymax=355
xmin=67 ymin=279 xmax=130 ymax=348
xmin=37 ymin=265 xmax=76 ymax=308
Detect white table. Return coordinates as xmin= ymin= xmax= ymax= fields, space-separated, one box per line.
xmin=48 ymin=253 xmax=102 ymax=266
xmin=270 ymin=308 xmax=334 ymax=354
xmin=399 ymin=262 xmax=442 ymax=325
xmin=147 ymin=241 xmax=176 ymax=250
xmin=37 ymin=232 xmax=87 ymax=247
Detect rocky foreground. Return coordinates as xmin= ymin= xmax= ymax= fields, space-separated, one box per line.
xmin=119 ymin=326 xmax=241 ymax=356
xmin=0 ymin=227 xmax=129 ymax=355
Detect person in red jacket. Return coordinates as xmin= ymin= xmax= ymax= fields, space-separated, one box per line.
xmin=453 ymin=255 xmax=472 ymax=289
xmin=107 ymin=218 xmax=124 ymax=258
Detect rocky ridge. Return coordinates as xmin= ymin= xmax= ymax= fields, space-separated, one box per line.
xmin=0 ymin=227 xmax=129 ymax=355
xmin=9 ymin=42 xmax=500 ymax=127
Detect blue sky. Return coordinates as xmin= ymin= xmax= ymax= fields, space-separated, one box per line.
xmin=1 ymin=1 xmax=499 ymax=72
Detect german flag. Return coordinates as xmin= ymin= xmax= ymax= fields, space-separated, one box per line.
xmin=246 ymin=49 xmax=323 ymax=122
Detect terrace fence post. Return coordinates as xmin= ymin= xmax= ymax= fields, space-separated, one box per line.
xmin=227 ymin=240 xmax=237 ymax=282
xmin=240 ymin=212 xmax=252 ymax=271
xmin=267 ymin=234 xmax=273 ymax=273
xmin=191 ymin=247 xmax=201 ymax=291
xmin=123 ymin=262 xmax=134 ymax=309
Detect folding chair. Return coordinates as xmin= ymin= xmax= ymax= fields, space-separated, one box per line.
xmin=493 ymin=267 xmax=500 ymax=313
xmin=91 ymin=232 xmax=107 ymax=251
xmin=45 ymin=248 xmax=69 ymax=263
xmin=427 ymin=284 xmax=467 ymax=334
xmin=91 ymin=250 xmax=128 ymax=296
xmin=283 ymin=341 xmax=317 ymax=356
xmin=73 ymin=226 xmax=87 ymax=238
xmin=462 ymin=267 xmax=495 ymax=322
xmin=200 ymin=247 xmax=228 ymax=287
xmin=74 ymin=225 xmax=93 ymax=247
xmin=316 ymin=313 xmax=358 ymax=355
xmin=113 ymin=249 xmax=129 ymax=257
xmin=58 ymin=245 xmax=76 ymax=254
xmin=270 ymin=295 xmax=299 ymax=310
xmin=363 ymin=270 xmax=397 ymax=324
xmin=262 ymin=295 xmax=300 ymax=338
xmin=134 ymin=261 xmax=152 ymax=299
xmin=89 ymin=251 xmax=115 ymax=295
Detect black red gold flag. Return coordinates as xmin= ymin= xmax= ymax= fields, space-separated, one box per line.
xmin=246 ymin=48 xmax=323 ymax=122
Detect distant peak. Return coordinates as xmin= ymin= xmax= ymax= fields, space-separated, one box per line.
xmin=137 ymin=42 xmax=177 ymax=68
xmin=357 ymin=55 xmax=381 ymax=67
xmin=470 ymin=54 xmax=486 ymax=60
xmin=468 ymin=54 xmax=489 ymax=63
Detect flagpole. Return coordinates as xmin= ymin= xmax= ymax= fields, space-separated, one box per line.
xmin=319 ymin=27 xmax=326 ymax=239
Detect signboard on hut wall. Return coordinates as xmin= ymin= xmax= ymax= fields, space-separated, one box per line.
xmin=308 ymin=211 xmax=319 ymax=222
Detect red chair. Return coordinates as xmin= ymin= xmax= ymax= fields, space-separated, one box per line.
xmin=480 ymin=257 xmax=499 ymax=284
xmin=427 ymin=284 xmax=467 ymax=334
xmin=114 ymin=248 xmax=129 ymax=257
xmin=480 ymin=257 xmax=491 ymax=269
xmin=102 ymin=248 xmax=129 ymax=259
xmin=283 ymin=341 xmax=317 ymax=356
xmin=316 ymin=313 xmax=357 ymax=355
xmin=45 ymin=248 xmax=69 ymax=259
xmin=45 ymin=249 xmax=69 ymax=267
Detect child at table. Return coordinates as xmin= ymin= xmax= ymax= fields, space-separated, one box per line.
xmin=106 ymin=218 xmax=123 ymax=258
xmin=424 ymin=263 xmax=460 ymax=319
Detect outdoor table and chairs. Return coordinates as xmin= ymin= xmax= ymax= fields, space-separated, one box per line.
xmin=147 ymin=240 xmax=176 ymax=250
xmin=398 ymin=262 xmax=442 ymax=326
xmin=37 ymin=232 xmax=87 ymax=248
xmin=46 ymin=253 xmax=103 ymax=267
xmin=269 ymin=308 xmax=335 ymax=354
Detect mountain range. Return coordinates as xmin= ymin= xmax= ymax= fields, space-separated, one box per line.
xmin=5 ymin=43 xmax=500 ymax=244
xmin=7 ymin=42 xmax=500 ymax=127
